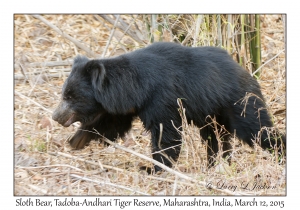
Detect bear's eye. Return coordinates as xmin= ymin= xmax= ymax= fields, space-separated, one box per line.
xmin=64 ymin=95 xmax=72 ymax=100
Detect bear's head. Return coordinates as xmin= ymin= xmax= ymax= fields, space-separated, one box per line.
xmin=52 ymin=55 xmax=107 ymax=127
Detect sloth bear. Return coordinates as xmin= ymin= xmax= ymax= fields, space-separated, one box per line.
xmin=52 ymin=42 xmax=285 ymax=173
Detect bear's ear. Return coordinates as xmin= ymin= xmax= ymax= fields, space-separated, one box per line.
xmin=72 ymin=55 xmax=89 ymax=71
xmin=85 ymin=60 xmax=106 ymax=94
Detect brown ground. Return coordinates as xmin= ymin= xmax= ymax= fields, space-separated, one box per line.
xmin=14 ymin=15 xmax=285 ymax=195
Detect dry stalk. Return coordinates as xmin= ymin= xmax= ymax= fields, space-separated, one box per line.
xmin=49 ymin=151 xmax=204 ymax=188
xmin=48 ymin=151 xmax=123 ymax=172
xmin=27 ymin=184 xmax=47 ymax=194
xmin=15 ymin=72 xmax=71 ymax=80
xmin=15 ymin=91 xmax=53 ymax=113
xmin=99 ymin=15 xmax=145 ymax=44
xmin=20 ymin=60 xmax=73 ymax=68
xmin=15 ymin=164 xmax=83 ymax=171
xmin=101 ymin=15 xmax=120 ymax=58
xmin=32 ymin=15 xmax=99 ymax=58
xmin=176 ymin=98 xmax=203 ymax=166
xmin=252 ymin=49 xmax=285 ymax=76
xmin=172 ymin=175 xmax=178 ymax=195
xmin=108 ymin=16 xmax=140 ymax=57
xmin=147 ymin=176 xmax=195 ymax=187
xmin=15 ymin=185 xmax=35 ymax=195
xmin=70 ymin=174 xmax=149 ymax=195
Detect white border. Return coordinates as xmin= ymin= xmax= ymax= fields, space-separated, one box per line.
xmin=4 ymin=0 xmax=297 ymax=208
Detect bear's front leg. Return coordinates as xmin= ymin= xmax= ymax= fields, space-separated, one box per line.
xmin=70 ymin=113 xmax=134 ymax=149
xmin=69 ymin=123 xmax=98 ymax=149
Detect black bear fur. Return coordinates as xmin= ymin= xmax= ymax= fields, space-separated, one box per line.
xmin=52 ymin=42 xmax=285 ymax=172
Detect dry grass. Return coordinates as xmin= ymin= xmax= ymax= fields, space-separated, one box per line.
xmin=14 ymin=14 xmax=286 ymax=195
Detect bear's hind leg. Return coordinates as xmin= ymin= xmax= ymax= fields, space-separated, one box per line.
xmin=200 ymin=113 xmax=233 ymax=167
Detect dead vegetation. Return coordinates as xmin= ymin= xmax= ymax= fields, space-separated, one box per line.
xmin=14 ymin=14 xmax=286 ymax=195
